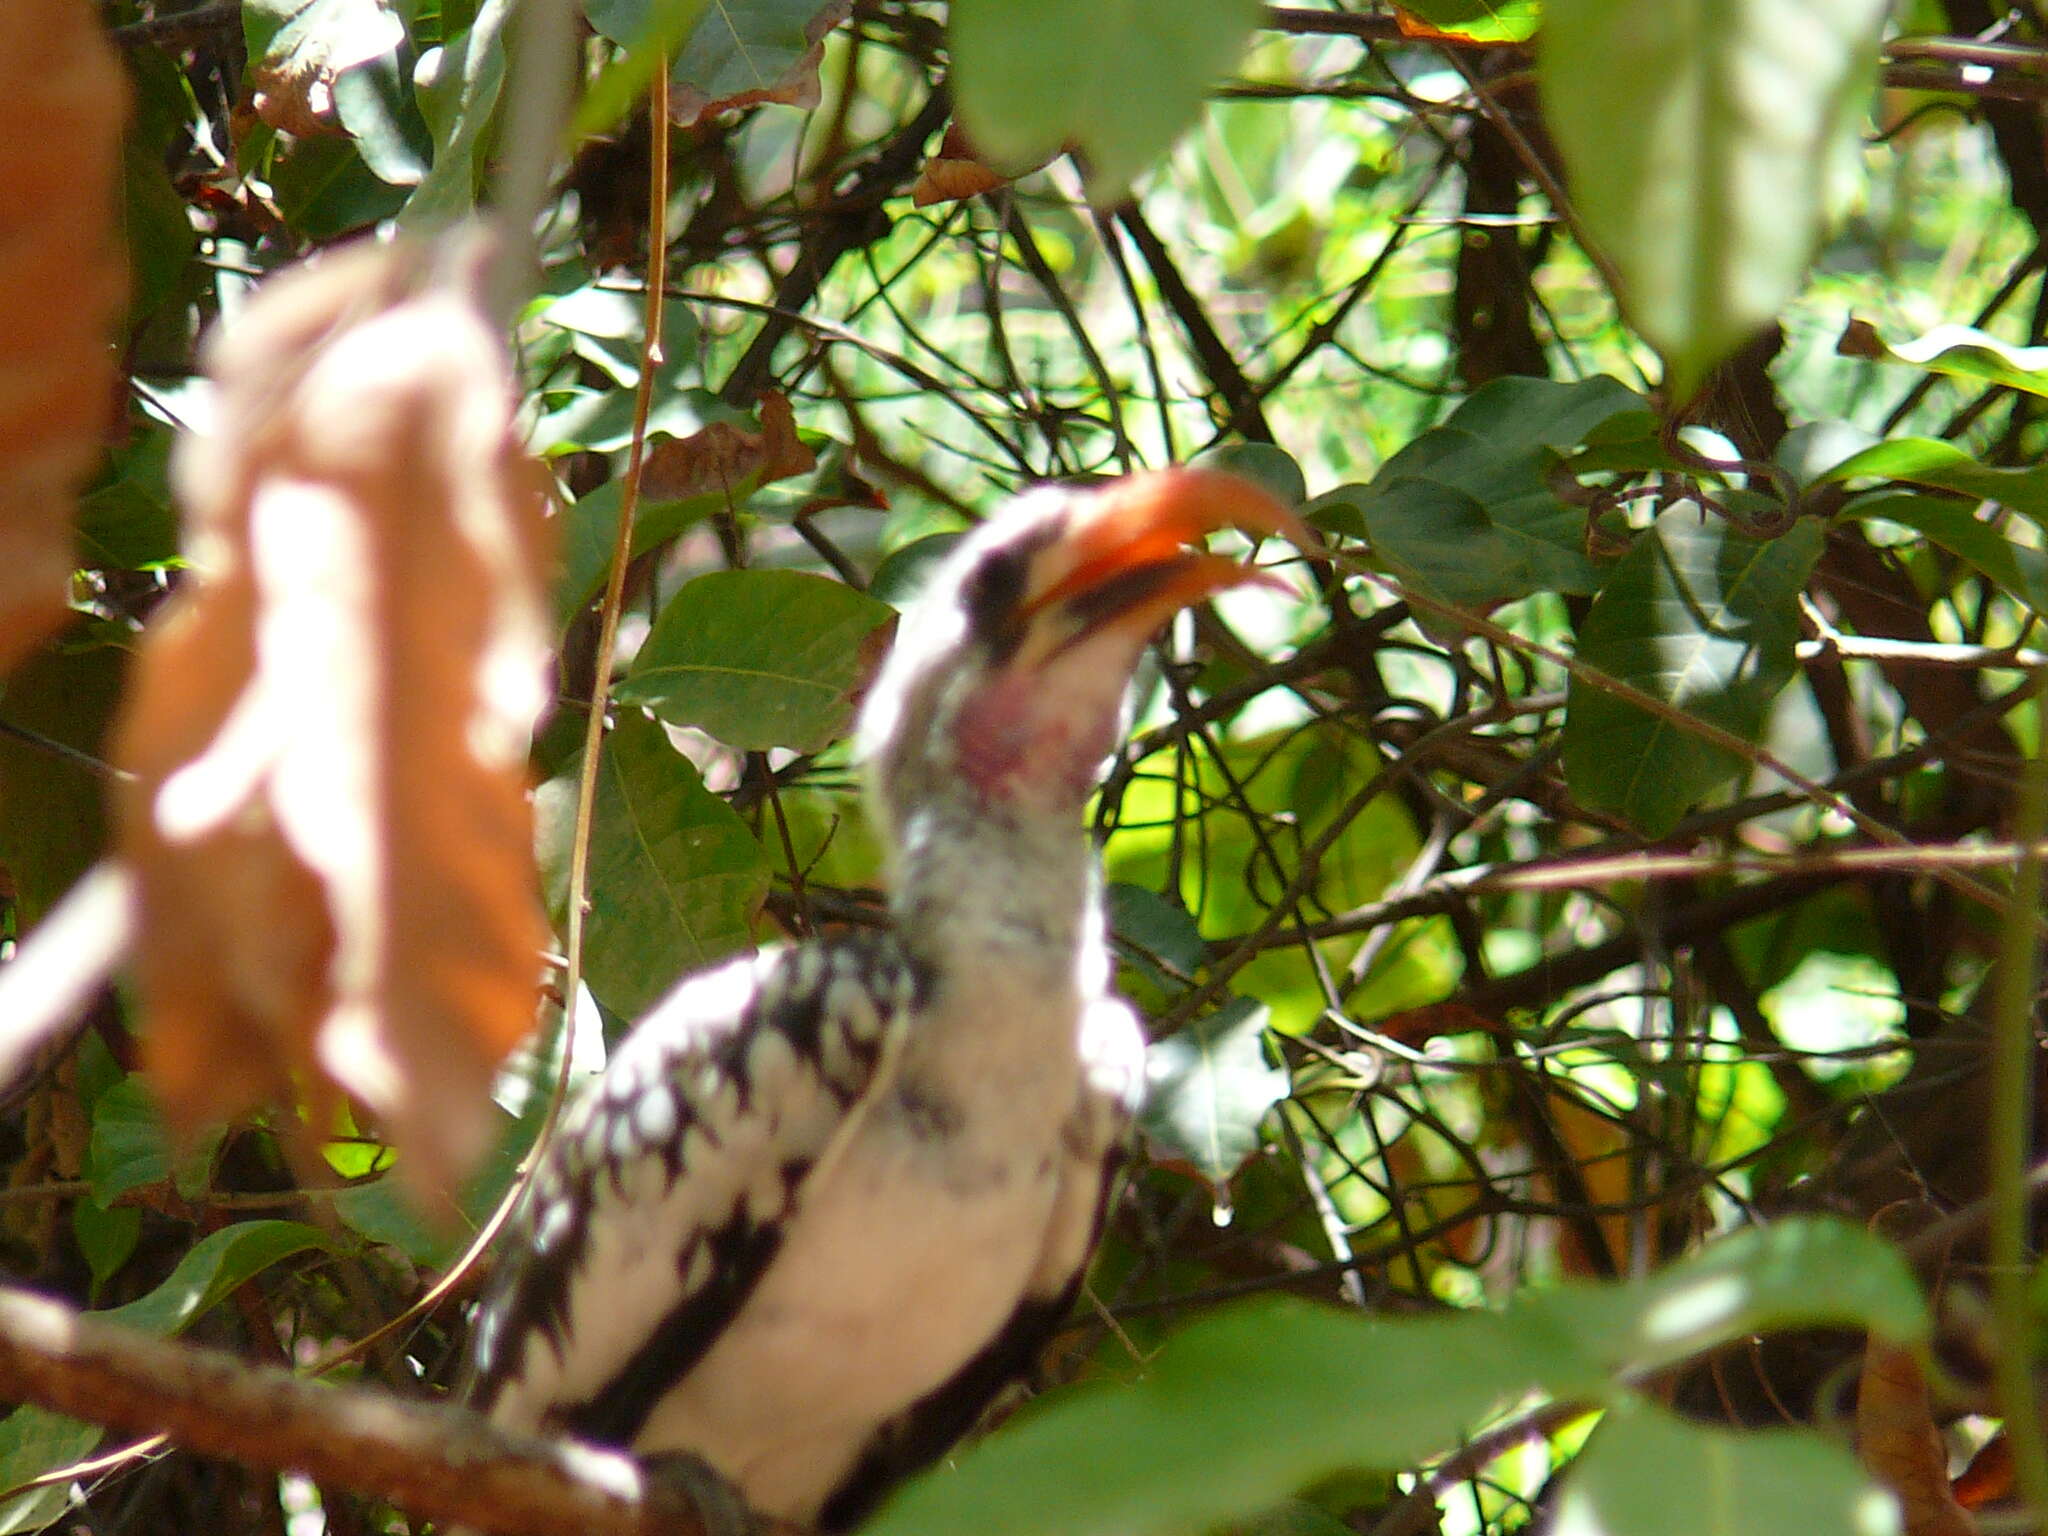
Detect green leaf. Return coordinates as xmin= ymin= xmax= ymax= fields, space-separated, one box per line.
xmin=83 ymin=1076 xmax=225 ymax=1207
xmin=1140 ymin=998 xmax=1287 ymax=1204
xmin=1556 ymin=1401 xmax=1899 ymax=1536
xmin=1389 ymin=0 xmax=1540 ymax=42
xmin=0 ymin=1407 xmax=101 ymax=1534
xmin=1561 ymin=509 xmax=1823 ymax=837
xmin=1838 ymin=491 xmax=2048 ymax=616
xmin=0 ymin=641 xmax=122 ymax=925
xmin=75 ymin=424 xmax=179 ymax=571
xmin=1540 ymin=0 xmax=1888 ymax=398
xmin=573 ymin=0 xmax=713 ymax=137
xmin=268 ymin=133 xmax=408 ymax=240
xmin=1107 ymin=883 xmax=1208 ymax=982
xmin=1190 ymin=443 xmax=1307 ymax=508
xmin=552 ymin=480 xmax=726 ymax=630
xmin=949 ymin=0 xmax=1264 ymax=203
xmin=864 ymin=1296 xmax=1538 ymax=1536
xmin=1818 ymin=436 xmax=2048 ymax=526
xmin=1316 ymin=376 xmax=1641 ymax=608
xmin=404 ymin=0 xmax=510 ymax=225
xmin=1524 ymin=1217 xmax=1927 ymax=1376
xmin=537 ymin=711 xmax=771 ymax=1017
xmin=333 ymin=48 xmax=434 ymax=186
xmin=586 ymin=0 xmax=840 ymax=124
xmin=618 ymin=570 xmax=894 ymax=753
xmin=99 ymin=1220 xmax=336 ymax=1336
xmin=1846 ymin=320 xmax=2048 ymax=400
xmin=867 ymin=1217 xmax=1918 ymax=1536
xmin=71 ymin=1201 xmax=141 ymax=1298
xmin=332 ymin=1077 xmax=547 ymax=1265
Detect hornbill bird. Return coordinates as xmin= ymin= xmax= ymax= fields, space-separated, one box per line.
xmin=463 ymin=467 xmax=1305 ymax=1530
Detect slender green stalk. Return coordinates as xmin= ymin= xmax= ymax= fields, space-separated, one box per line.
xmin=1990 ymin=672 xmax=2048 ymax=1522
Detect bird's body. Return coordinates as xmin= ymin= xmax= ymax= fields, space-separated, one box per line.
xmin=464 ymin=469 xmax=1300 ymax=1529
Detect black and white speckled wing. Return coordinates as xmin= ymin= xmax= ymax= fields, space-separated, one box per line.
xmin=464 ymin=932 xmax=926 ymax=1444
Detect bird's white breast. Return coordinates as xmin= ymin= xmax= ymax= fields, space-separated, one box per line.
xmin=632 ymin=964 xmax=1100 ymax=1519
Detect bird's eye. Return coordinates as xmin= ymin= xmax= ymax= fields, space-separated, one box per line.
xmin=961 ymin=546 xmax=1029 ymax=641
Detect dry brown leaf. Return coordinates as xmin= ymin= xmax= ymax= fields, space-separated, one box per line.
xmin=0 ymin=0 xmax=126 ymax=673
xmin=1857 ymin=1340 xmax=1976 ymax=1536
xmin=640 ymin=392 xmax=817 ymax=502
xmin=910 ymin=122 xmax=1061 ymax=207
xmin=112 ymin=235 xmax=556 ymax=1204
xmin=248 ymin=0 xmax=405 ymax=137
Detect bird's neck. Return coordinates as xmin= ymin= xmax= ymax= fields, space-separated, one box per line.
xmin=886 ymin=793 xmax=1105 ymax=1000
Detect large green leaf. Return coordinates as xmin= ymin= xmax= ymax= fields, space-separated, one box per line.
xmin=99 ymin=1221 xmax=336 ymax=1336
xmin=617 ymin=570 xmax=893 ymax=753
xmin=1819 ymin=436 xmax=2048 ymax=527
xmin=1541 ymin=0 xmax=1888 ymax=397
xmin=1839 ymin=491 xmax=2048 ymax=616
xmin=0 ymin=1408 xmax=101 ymax=1534
xmin=1140 ymin=998 xmax=1287 ymax=1205
xmin=948 ymin=0 xmax=1264 ymax=203
xmin=537 ymin=711 xmax=771 ymax=1017
xmin=1562 ymin=509 xmax=1822 ymax=836
xmin=588 ymin=0 xmax=840 ymax=123
xmin=1311 ymin=375 xmax=1640 ymax=609
xmin=1556 ymin=1402 xmax=1899 ymax=1536
xmin=866 ymin=1218 xmax=1920 ymax=1536
xmin=573 ymin=0 xmax=712 ymax=136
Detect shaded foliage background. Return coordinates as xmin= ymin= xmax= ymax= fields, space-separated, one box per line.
xmin=7 ymin=0 xmax=2048 ymax=1532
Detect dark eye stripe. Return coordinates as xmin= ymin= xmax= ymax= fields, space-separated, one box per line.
xmin=959 ymin=516 xmax=1066 ymax=651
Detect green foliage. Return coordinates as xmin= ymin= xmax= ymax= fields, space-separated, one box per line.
xmin=866 ymin=1219 xmax=1921 ymax=1536
xmin=537 ymin=711 xmax=771 ymax=1016
xmin=17 ymin=0 xmax=2048 ymax=1532
xmin=1563 ymin=510 xmax=1823 ymax=836
xmin=949 ymin=0 xmax=1265 ymax=201
xmin=1542 ymin=0 xmax=1889 ymax=397
xmin=618 ymin=569 xmax=894 ymax=751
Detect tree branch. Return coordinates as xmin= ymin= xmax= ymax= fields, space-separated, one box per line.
xmin=0 ymin=1285 xmax=798 ymax=1536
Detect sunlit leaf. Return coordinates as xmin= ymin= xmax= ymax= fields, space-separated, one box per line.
xmin=1840 ymin=318 xmax=2048 ymax=400
xmin=949 ymin=0 xmax=1264 ymax=203
xmin=1562 ymin=508 xmax=1822 ymax=836
xmin=537 ymin=711 xmax=771 ymax=1018
xmin=619 ymin=570 xmax=893 ymax=753
xmin=1557 ymin=1402 xmax=1899 ymax=1536
xmin=1542 ymin=0 xmax=1888 ymax=397
xmin=1141 ymin=997 xmax=1287 ymax=1202
xmin=869 ymin=1218 xmax=1917 ymax=1536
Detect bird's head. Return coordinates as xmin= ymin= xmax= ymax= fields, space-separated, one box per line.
xmin=859 ymin=468 xmax=1309 ymax=838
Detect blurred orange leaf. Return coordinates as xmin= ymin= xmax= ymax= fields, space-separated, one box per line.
xmin=0 ymin=0 xmax=125 ymax=674
xmin=112 ymin=236 xmax=556 ymax=1203
xmin=1856 ymin=1340 xmax=1975 ymax=1536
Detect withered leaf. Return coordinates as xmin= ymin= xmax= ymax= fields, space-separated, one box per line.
xmin=1856 ymin=1340 xmax=1976 ymax=1536
xmin=0 ymin=0 xmax=125 ymax=674
xmin=911 ymin=122 xmax=1057 ymax=208
xmin=113 ymin=234 xmax=556 ymax=1204
xmin=640 ymin=393 xmax=817 ymax=502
